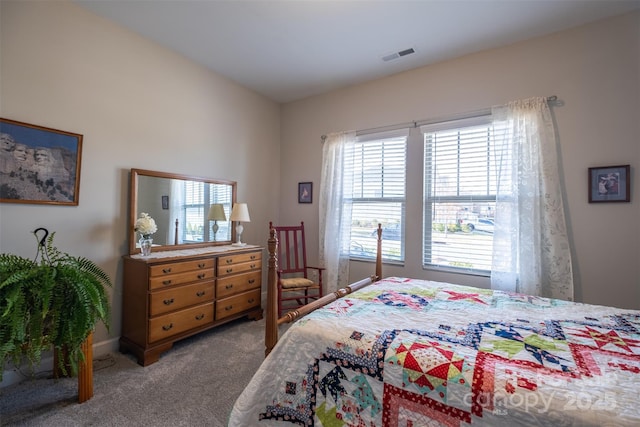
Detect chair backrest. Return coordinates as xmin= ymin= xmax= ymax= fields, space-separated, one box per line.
xmin=269 ymin=221 xmax=308 ymax=278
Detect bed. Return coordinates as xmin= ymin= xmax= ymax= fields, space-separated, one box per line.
xmin=228 ymin=226 xmax=640 ymax=426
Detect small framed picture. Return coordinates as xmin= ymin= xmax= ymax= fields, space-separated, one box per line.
xmin=298 ymin=182 xmax=312 ymax=204
xmin=161 ymin=195 xmax=169 ymax=210
xmin=588 ymin=165 xmax=630 ymax=203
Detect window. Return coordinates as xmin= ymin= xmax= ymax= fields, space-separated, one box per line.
xmin=422 ymin=116 xmax=504 ymax=275
xmin=182 ymin=181 xmax=232 ymax=243
xmin=183 ymin=180 xmax=206 ymax=242
xmin=345 ymin=130 xmax=407 ymax=262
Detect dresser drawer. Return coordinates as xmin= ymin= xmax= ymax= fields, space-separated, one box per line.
xmin=218 ymin=259 xmax=261 ymax=277
xmin=218 ymin=251 xmax=261 ymax=268
xmin=149 ymin=280 xmax=215 ymax=316
xmin=149 ymin=259 xmax=215 ymax=277
xmin=216 ymin=271 xmax=261 ymax=299
xmin=149 ymin=268 xmax=215 ymax=290
xmin=216 ymin=289 xmax=260 ymax=320
xmin=148 ymin=302 xmax=214 ymax=343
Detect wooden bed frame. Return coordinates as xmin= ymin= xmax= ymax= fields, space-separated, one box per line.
xmin=265 ymin=224 xmax=383 ymax=356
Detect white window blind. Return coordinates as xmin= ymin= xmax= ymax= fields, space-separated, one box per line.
xmin=344 ymin=129 xmax=407 ymax=262
xmin=183 ymin=181 xmax=233 ymax=243
xmin=422 ymin=116 xmax=504 ymax=274
xmin=184 ymin=181 xmax=205 ymax=242
xmin=209 ymin=183 xmax=233 ymax=241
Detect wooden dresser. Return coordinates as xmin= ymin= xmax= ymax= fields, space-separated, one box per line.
xmin=120 ymin=245 xmax=263 ymax=366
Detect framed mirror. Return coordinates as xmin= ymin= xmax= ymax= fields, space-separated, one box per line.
xmin=129 ymin=168 xmax=236 ymax=254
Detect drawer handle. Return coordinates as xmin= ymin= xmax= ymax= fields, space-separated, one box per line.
xmin=226 ymin=258 xmax=233 ymax=264
xmin=225 ymin=284 xmax=234 ymax=290
xmin=248 ymin=279 xmax=255 ymax=284
xmin=198 ymin=263 xmax=205 ymax=268
xmin=250 ymin=264 xmax=256 ymax=269
xmin=225 ymin=305 xmax=233 ymax=311
xmin=250 ymin=255 xmax=256 ymax=260
xmin=162 ymin=267 xmax=172 ymax=274
xmin=162 ymin=323 xmax=173 ymax=331
xmin=162 ymin=280 xmax=172 ymax=286
xmin=248 ymin=298 xmax=255 ymax=304
xmin=196 ymin=291 xmax=206 ymax=297
xmin=195 ymin=313 xmax=205 ymax=320
xmin=163 ymin=298 xmax=174 ymax=305
xmin=226 ymin=268 xmax=233 ymax=274
xmin=197 ymin=273 xmax=206 ymax=279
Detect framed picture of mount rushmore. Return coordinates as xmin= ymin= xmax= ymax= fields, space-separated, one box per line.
xmin=0 ymin=118 xmax=83 ymax=206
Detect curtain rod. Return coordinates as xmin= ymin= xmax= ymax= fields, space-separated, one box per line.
xmin=320 ymin=95 xmax=558 ymax=142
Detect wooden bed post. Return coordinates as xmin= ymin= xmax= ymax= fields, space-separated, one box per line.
xmin=265 ymin=226 xmax=278 ymax=357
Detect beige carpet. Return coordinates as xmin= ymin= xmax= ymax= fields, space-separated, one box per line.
xmin=0 ymin=317 xmax=266 ymax=426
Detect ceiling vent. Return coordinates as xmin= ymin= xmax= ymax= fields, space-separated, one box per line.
xmin=382 ymin=48 xmax=415 ymax=62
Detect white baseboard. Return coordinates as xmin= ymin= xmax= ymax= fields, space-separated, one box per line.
xmin=1 ymin=336 xmax=121 ymax=389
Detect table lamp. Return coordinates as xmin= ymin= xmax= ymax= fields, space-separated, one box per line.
xmin=230 ymin=203 xmax=250 ymax=246
xmin=207 ymin=204 xmax=227 ymax=241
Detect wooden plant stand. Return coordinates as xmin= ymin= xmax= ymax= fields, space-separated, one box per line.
xmin=52 ymin=332 xmax=94 ymax=403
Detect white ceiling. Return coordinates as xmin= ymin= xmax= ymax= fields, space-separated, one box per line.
xmin=75 ymin=0 xmax=640 ymax=103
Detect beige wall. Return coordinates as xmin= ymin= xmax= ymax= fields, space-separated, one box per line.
xmin=281 ymin=11 xmax=640 ymax=309
xmin=0 ymin=0 xmax=281 ymax=379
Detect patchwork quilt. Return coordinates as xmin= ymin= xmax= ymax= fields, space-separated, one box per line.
xmin=228 ymin=277 xmax=640 ymax=426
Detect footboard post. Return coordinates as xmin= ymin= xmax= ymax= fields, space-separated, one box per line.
xmin=265 ymin=227 xmax=278 ymax=357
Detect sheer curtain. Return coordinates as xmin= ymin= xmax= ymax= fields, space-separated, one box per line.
xmin=491 ymin=97 xmax=574 ymax=300
xmin=319 ymin=131 xmax=356 ymax=293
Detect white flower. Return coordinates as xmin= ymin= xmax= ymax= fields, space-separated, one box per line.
xmin=134 ymin=212 xmax=157 ymax=238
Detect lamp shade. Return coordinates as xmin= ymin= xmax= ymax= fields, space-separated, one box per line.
xmin=230 ymin=203 xmax=250 ymax=222
xmin=207 ymin=204 xmax=227 ymax=221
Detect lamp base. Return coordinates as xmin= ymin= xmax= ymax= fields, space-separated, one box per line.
xmin=233 ymin=223 xmax=246 ymax=247
xmin=212 ymin=221 xmax=219 ymax=241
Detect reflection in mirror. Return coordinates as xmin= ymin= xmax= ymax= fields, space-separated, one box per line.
xmin=130 ymin=169 xmax=236 ymax=254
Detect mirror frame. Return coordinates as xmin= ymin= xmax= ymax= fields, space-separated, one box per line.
xmin=129 ymin=168 xmax=237 ymax=255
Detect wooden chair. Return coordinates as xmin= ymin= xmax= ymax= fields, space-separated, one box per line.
xmin=269 ymin=221 xmax=324 ymax=318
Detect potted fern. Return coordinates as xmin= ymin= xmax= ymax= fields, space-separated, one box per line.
xmin=0 ymin=228 xmax=111 ymax=381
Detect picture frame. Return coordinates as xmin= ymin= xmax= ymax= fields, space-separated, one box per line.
xmin=0 ymin=118 xmax=83 ymax=206
xmin=161 ymin=195 xmax=169 ymax=210
xmin=588 ymin=164 xmax=630 ymax=203
xmin=298 ymin=182 xmax=312 ymax=204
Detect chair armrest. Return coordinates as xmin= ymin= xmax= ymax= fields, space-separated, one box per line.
xmin=306 ymin=266 xmax=324 ymax=290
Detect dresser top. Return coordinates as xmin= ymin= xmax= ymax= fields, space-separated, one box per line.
xmin=128 ymin=244 xmax=262 ymax=262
